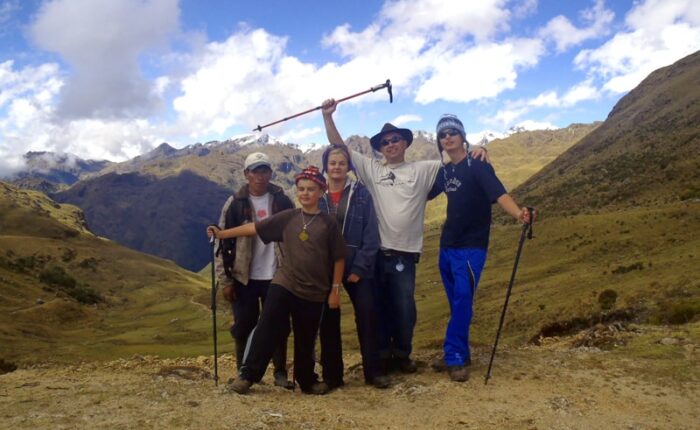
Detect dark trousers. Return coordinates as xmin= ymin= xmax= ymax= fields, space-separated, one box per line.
xmin=231 ymin=279 xmax=290 ymax=373
xmin=320 ymin=278 xmax=382 ymax=383
xmin=240 ymin=284 xmax=323 ymax=391
xmin=374 ymin=251 xmax=418 ymax=360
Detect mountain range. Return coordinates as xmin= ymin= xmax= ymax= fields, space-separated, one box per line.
xmin=6 ymin=119 xmax=596 ymax=271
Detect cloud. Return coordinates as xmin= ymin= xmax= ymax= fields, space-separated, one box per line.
xmin=0 ymin=59 xmax=165 ymax=177
xmin=0 ymin=60 xmax=63 ymax=176
xmin=514 ymin=119 xmax=558 ymax=131
xmin=391 ymin=114 xmax=422 ymax=126
xmin=28 ymin=0 xmax=180 ymax=119
xmin=414 ymin=38 xmax=544 ymax=104
xmin=539 ymin=0 xmax=614 ymax=52
xmin=172 ymin=27 xmax=320 ymax=136
xmin=486 ymin=79 xmax=600 ymax=127
xmin=574 ymin=0 xmax=700 ymax=93
xmin=277 ymin=127 xmax=322 ymax=144
xmin=321 ymin=1 xmax=543 ymax=106
xmin=378 ymin=0 xmax=511 ymax=42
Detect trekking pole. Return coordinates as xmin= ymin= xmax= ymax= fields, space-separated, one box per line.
xmin=209 ymin=233 xmax=219 ymax=386
xmin=252 ymin=79 xmax=393 ymax=132
xmin=485 ymin=207 xmax=535 ymax=385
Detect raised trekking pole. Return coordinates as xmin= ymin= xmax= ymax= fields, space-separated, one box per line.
xmin=485 ymin=207 xmax=535 ymax=385
xmin=252 ymin=79 xmax=393 ymax=132
xmin=209 ymin=232 xmax=219 ymax=386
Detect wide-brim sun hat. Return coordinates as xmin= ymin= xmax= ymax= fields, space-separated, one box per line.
xmin=369 ymin=123 xmax=413 ymax=151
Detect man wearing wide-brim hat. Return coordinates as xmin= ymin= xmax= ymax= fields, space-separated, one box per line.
xmin=320 ymin=99 xmax=488 ymax=375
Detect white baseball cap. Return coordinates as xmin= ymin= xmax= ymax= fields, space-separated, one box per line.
xmin=244 ymin=152 xmax=271 ymax=170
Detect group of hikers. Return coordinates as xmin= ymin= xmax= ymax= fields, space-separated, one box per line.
xmin=206 ymin=99 xmax=533 ymax=395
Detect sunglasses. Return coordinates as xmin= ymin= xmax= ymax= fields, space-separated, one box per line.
xmin=438 ymin=129 xmax=460 ymax=140
xmin=380 ymin=135 xmax=404 ymax=147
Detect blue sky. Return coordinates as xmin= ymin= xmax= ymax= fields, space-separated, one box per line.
xmin=0 ymin=0 xmax=699 ymax=175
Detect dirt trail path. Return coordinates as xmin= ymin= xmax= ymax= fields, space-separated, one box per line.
xmin=1 ymin=333 xmax=697 ymax=430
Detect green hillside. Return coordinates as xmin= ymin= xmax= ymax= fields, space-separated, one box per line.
xmin=513 ymin=51 xmax=700 ymax=214
xmin=0 ymin=182 xmax=227 ymax=365
xmin=487 ymin=123 xmax=600 ymax=190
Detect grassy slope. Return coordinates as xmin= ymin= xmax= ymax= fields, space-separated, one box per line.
xmin=0 ymin=182 xmax=228 ymax=364
xmin=415 ymin=202 xmax=699 ymax=350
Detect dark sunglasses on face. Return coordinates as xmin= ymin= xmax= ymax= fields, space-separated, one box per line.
xmin=438 ymin=129 xmax=460 ymax=140
xmin=380 ymin=135 xmax=404 ymax=147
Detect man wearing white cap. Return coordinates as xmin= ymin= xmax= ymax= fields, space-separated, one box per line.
xmin=214 ymin=152 xmax=294 ymax=388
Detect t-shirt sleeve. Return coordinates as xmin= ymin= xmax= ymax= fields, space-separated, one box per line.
xmin=350 ymin=150 xmax=374 ymax=185
xmin=256 ymin=208 xmax=295 ymax=244
xmin=416 ymin=160 xmax=443 ymax=194
xmin=474 ymin=160 xmax=507 ymax=203
xmin=327 ymin=218 xmax=346 ymax=261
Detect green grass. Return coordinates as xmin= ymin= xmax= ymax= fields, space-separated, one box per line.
xmin=411 ymin=201 xmax=700 ymax=351
xmin=0 ymin=181 xmax=230 ymax=364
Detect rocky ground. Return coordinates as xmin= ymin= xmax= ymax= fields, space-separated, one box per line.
xmin=1 ymin=324 xmax=697 ymax=430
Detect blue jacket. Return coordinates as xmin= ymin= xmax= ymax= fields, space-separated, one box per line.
xmin=320 ymin=179 xmax=379 ymax=280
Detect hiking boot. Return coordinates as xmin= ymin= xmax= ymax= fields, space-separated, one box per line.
xmin=325 ymin=379 xmax=344 ymax=391
xmin=308 ymin=381 xmax=330 ymax=395
xmin=273 ymin=371 xmax=294 ymax=390
xmin=398 ymin=358 xmax=417 ymax=374
xmin=432 ymin=357 xmax=471 ymax=372
xmin=447 ymin=365 xmax=470 ymax=382
xmin=368 ymin=375 xmax=391 ymax=389
xmin=227 ymin=377 xmax=252 ymax=394
xmin=430 ymin=357 xmax=447 ymax=372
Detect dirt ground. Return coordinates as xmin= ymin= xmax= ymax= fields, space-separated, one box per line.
xmin=1 ymin=327 xmax=697 ymax=430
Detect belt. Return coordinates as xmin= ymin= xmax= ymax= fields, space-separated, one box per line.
xmin=381 ymin=249 xmax=419 ymax=258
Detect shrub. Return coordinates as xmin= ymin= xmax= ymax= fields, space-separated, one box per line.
xmin=611 ymin=262 xmax=644 ymax=274
xmin=39 ymin=266 xmax=77 ymax=289
xmin=598 ymin=289 xmax=618 ymax=311
xmin=660 ymin=303 xmax=700 ymax=325
xmin=78 ymin=257 xmax=98 ymax=271
xmin=68 ymin=285 xmax=102 ymax=305
xmin=38 ymin=266 xmax=102 ymax=304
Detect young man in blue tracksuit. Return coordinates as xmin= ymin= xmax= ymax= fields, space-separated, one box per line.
xmin=428 ymin=114 xmax=533 ymax=382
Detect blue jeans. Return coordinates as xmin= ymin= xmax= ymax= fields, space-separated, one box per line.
xmin=439 ymin=248 xmax=487 ymax=366
xmin=374 ymin=251 xmax=417 ymax=360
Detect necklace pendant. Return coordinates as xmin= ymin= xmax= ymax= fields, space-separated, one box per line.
xmin=298 ymin=229 xmax=309 ymax=241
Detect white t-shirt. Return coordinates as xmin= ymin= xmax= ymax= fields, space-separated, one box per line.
xmin=351 ymin=151 xmax=441 ymax=253
xmin=248 ymin=193 xmax=276 ymax=280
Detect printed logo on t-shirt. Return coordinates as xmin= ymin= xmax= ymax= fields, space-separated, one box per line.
xmin=445 ymin=177 xmax=462 ymax=192
xmin=256 ymin=208 xmax=268 ymax=219
xmin=376 ymin=170 xmax=414 ymax=187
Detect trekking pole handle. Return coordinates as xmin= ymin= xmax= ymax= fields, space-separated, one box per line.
xmin=525 ymin=207 xmax=535 ymax=239
xmin=208 ymin=224 xmax=220 ymax=244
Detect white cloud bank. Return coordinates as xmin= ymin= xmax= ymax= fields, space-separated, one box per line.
xmin=29 ymin=0 xmax=179 ymax=119
xmin=575 ymin=0 xmax=700 ymax=93
xmin=1 ymin=0 xmax=699 ymax=177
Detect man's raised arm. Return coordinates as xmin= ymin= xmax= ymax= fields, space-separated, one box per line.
xmin=322 ymin=99 xmax=345 ymax=146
